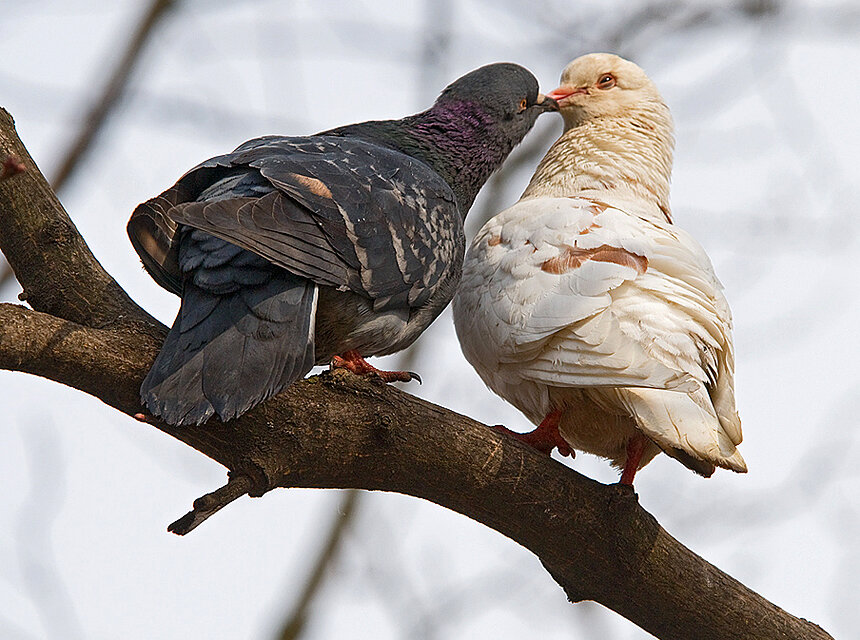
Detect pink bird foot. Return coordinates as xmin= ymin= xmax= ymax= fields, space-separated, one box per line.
xmin=619 ymin=433 xmax=648 ymax=486
xmin=330 ymin=349 xmax=421 ymax=384
xmin=490 ymin=409 xmax=573 ymax=457
xmin=0 ymin=156 xmax=25 ymax=181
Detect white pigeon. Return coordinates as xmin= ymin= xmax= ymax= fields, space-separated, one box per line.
xmin=452 ymin=53 xmax=747 ymax=484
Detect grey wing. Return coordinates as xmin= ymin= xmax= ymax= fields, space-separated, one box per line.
xmin=141 ymin=228 xmax=318 ymax=426
xmin=127 ymin=135 xmax=463 ymax=313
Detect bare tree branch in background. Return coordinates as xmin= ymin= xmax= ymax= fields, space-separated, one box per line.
xmin=0 ymin=104 xmax=834 ymax=640
xmin=0 ymin=0 xmax=177 ymax=293
xmin=0 ymin=262 xmax=11 ymax=290
xmin=50 ymin=0 xmax=177 ymax=193
xmin=274 ymin=489 xmax=361 ymax=640
xmin=16 ymin=421 xmax=84 ymax=640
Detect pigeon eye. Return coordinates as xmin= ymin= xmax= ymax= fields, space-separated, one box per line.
xmin=596 ymin=74 xmax=616 ymax=89
xmin=518 ymin=98 xmax=528 ymax=112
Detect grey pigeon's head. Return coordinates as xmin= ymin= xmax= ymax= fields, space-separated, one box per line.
xmin=328 ymin=62 xmax=556 ymax=212
xmin=399 ymin=62 xmax=555 ymax=210
xmin=436 ymin=62 xmax=557 ymax=149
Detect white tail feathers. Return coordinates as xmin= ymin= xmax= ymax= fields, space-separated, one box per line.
xmin=616 ymin=387 xmax=747 ymax=474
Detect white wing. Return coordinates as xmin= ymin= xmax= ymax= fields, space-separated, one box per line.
xmin=453 ymin=195 xmax=744 ymax=471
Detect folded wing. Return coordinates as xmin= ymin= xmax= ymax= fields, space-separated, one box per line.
xmin=456 ymin=196 xmax=744 ymax=472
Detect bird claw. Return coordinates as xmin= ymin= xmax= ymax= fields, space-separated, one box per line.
xmin=488 ymin=414 xmax=573 ymax=458
xmin=331 ymin=351 xmax=422 ymax=385
xmin=374 ymin=369 xmax=420 ymax=384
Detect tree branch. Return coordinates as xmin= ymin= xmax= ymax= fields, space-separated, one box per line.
xmin=0 ymin=108 xmax=833 ymax=640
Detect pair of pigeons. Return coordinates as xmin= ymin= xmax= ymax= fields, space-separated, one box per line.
xmin=129 ymin=54 xmax=746 ymax=486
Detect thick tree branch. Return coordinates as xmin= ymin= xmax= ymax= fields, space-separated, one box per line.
xmin=0 ymin=108 xmax=833 ymax=640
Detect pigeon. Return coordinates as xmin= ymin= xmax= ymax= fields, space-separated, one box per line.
xmin=452 ymin=54 xmax=746 ymax=484
xmin=129 ymin=63 xmax=556 ymax=426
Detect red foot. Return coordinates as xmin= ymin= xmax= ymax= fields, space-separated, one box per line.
xmin=491 ymin=409 xmax=573 ymax=457
xmin=330 ymin=350 xmax=421 ymax=384
xmin=619 ymin=433 xmax=647 ymax=486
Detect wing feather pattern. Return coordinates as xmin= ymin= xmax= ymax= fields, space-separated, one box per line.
xmin=454 ymin=196 xmax=745 ymax=473
xmin=128 ymin=136 xmax=461 ymax=313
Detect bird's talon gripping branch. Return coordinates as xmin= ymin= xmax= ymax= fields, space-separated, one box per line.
xmin=489 ymin=409 xmax=573 ymax=458
xmin=331 ymin=350 xmax=420 ymax=384
xmin=619 ymin=433 xmax=647 ymax=486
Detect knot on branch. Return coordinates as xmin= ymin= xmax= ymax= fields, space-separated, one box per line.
xmin=39 ymin=218 xmax=77 ymax=248
xmin=1 ymin=155 xmax=26 ymax=181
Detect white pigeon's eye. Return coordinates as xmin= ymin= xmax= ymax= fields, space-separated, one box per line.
xmin=596 ymin=74 xmax=616 ymax=89
xmin=518 ymin=98 xmax=528 ymax=112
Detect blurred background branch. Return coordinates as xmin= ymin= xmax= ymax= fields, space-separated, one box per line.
xmin=0 ymin=0 xmax=176 ymax=292
xmin=275 ymin=490 xmax=360 ymax=640
xmin=50 ymin=0 xmax=177 ymax=193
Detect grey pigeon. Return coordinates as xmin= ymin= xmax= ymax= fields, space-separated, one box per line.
xmin=129 ymin=63 xmax=556 ymax=426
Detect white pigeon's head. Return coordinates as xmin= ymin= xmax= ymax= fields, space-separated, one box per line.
xmin=547 ymin=53 xmax=666 ymax=129
xmin=523 ymin=53 xmax=675 ymax=219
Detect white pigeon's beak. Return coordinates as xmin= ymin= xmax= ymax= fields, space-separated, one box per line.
xmin=546 ymin=85 xmax=588 ymax=104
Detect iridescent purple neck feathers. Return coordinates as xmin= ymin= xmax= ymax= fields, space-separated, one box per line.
xmin=327 ymin=100 xmax=516 ymax=213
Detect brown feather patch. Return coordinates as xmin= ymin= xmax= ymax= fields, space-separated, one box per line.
xmin=289 ymin=173 xmax=333 ymax=199
xmin=541 ymin=244 xmax=648 ymax=275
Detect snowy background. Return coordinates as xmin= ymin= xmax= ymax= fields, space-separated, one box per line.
xmin=1 ymin=1 xmax=859 ymax=638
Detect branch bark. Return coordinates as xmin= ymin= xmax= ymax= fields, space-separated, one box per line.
xmin=0 ymin=108 xmax=833 ymax=640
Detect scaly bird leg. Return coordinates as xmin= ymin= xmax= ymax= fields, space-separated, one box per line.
xmin=490 ymin=409 xmax=573 ymax=457
xmin=619 ymin=432 xmax=648 ymax=486
xmin=330 ymin=349 xmax=421 ymax=384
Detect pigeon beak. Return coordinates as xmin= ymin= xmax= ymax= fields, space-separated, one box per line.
xmin=546 ymin=85 xmax=588 ymax=105
xmin=535 ymin=93 xmax=559 ymax=111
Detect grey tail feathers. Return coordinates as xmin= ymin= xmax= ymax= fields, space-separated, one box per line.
xmin=141 ymin=273 xmax=318 ymax=426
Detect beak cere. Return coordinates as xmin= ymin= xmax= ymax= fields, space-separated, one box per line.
xmin=546 ymin=85 xmax=587 ymax=103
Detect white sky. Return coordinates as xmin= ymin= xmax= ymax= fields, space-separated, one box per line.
xmin=1 ymin=1 xmax=859 ymax=639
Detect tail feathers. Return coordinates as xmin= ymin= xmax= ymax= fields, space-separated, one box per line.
xmin=142 ymin=274 xmax=318 ymax=426
xmin=617 ymin=387 xmax=747 ymax=475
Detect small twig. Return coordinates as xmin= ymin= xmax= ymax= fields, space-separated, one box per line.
xmin=168 ymin=473 xmax=254 ymax=535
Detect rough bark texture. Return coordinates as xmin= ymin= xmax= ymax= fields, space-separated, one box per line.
xmin=0 ymin=107 xmax=833 ymax=640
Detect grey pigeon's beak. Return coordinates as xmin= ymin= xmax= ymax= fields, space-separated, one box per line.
xmin=536 ymin=93 xmax=559 ymax=111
